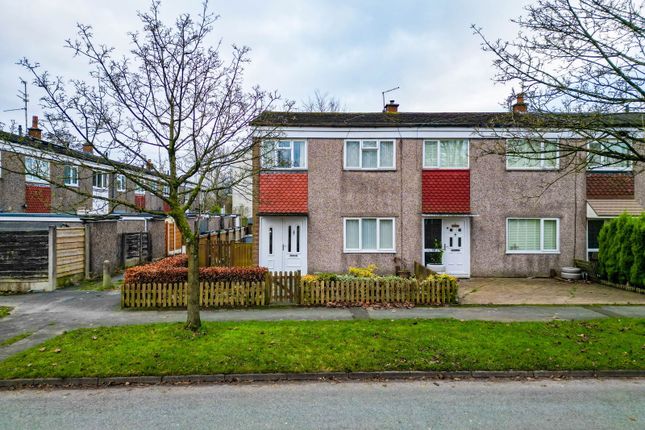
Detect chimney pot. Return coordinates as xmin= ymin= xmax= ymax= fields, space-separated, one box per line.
xmin=146 ymin=159 xmax=154 ymax=170
xmin=512 ymin=93 xmax=528 ymax=113
xmin=27 ymin=115 xmax=42 ymax=139
xmin=384 ymin=100 xmax=399 ymax=113
xmin=82 ymin=143 xmax=93 ymax=154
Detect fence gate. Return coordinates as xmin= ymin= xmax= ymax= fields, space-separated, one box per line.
xmin=267 ymin=271 xmax=301 ymax=304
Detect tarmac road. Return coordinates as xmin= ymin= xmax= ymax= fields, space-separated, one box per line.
xmin=0 ymin=378 xmax=643 ymax=430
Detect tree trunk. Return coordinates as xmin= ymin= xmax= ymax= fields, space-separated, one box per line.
xmin=185 ymin=235 xmax=201 ymax=331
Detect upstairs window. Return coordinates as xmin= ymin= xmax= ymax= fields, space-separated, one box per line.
xmin=344 ymin=140 xmax=394 ymax=170
xmin=262 ymin=140 xmax=307 ymax=169
xmin=587 ymin=141 xmax=631 ymax=171
xmin=423 ymin=139 xmax=469 ymax=168
xmin=93 ymin=171 xmax=109 ymax=189
xmin=506 ymin=139 xmax=559 ymax=170
xmin=116 ymin=174 xmax=126 ymax=192
xmin=25 ymin=157 xmax=50 ymax=183
xmin=63 ymin=165 xmax=79 ymax=187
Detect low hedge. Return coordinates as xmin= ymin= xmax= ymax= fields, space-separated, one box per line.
xmin=125 ymin=255 xmax=268 ymax=284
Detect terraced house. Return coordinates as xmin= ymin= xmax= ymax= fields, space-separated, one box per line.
xmin=250 ymin=100 xmax=645 ymax=278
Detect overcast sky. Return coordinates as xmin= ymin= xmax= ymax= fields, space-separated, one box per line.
xmin=0 ymin=0 xmax=531 ymax=129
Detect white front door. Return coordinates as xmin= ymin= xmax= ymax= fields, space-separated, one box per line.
xmin=259 ymin=216 xmax=307 ymax=273
xmin=423 ymin=217 xmax=470 ymax=278
xmin=442 ymin=218 xmax=469 ymax=277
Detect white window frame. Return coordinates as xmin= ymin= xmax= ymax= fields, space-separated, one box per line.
xmin=343 ymin=140 xmax=396 ymax=170
xmin=506 ymin=139 xmax=560 ymax=171
xmin=93 ymin=171 xmax=109 ymax=190
xmin=586 ymin=141 xmax=632 ymax=172
xmin=63 ymin=165 xmax=79 ymax=187
xmin=162 ymin=184 xmax=170 ymax=197
xmin=261 ymin=140 xmax=307 ymax=170
xmin=506 ymin=218 xmax=560 ymax=254
xmin=25 ymin=156 xmax=50 ymax=184
xmin=343 ymin=217 xmax=396 ymax=253
xmin=422 ymin=139 xmax=470 ymax=169
xmin=115 ymin=174 xmax=126 ymax=192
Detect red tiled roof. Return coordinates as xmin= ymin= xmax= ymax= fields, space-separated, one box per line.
xmin=422 ymin=170 xmax=470 ymax=214
xmin=586 ymin=173 xmax=634 ymax=199
xmin=259 ymin=173 xmax=308 ymax=214
xmin=25 ymin=184 xmax=51 ymax=213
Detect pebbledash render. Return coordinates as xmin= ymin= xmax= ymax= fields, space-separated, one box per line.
xmin=250 ymin=101 xmax=645 ymax=278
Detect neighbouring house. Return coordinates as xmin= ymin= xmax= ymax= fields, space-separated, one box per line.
xmin=249 ymin=99 xmax=645 ymax=277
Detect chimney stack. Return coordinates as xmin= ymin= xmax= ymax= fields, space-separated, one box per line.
xmin=383 ymin=100 xmax=399 ymax=113
xmin=512 ymin=93 xmax=528 ymax=113
xmin=27 ymin=116 xmax=42 ymax=139
xmin=82 ymin=143 xmax=93 ymax=154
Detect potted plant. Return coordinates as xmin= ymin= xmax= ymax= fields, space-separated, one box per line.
xmin=425 ymin=239 xmax=445 ymax=273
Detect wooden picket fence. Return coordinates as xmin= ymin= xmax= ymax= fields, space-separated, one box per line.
xmin=301 ymin=278 xmax=458 ymax=306
xmin=121 ymin=272 xmax=458 ymax=309
xmin=122 ymin=281 xmax=266 ymax=308
xmin=198 ymin=240 xmax=253 ymax=268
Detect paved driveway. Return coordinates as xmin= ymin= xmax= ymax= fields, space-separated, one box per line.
xmin=460 ymin=278 xmax=645 ymax=305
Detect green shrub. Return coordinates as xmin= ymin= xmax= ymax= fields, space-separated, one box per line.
xmin=348 ymin=264 xmax=378 ymax=278
xmin=597 ymin=213 xmax=645 ymax=288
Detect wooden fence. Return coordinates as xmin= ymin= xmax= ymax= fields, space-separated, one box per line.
xmin=121 ymin=272 xmax=458 ymax=308
xmin=55 ymin=226 xmax=85 ymax=280
xmin=198 ymin=239 xmax=253 ymax=268
xmin=301 ymin=278 xmax=458 ymax=306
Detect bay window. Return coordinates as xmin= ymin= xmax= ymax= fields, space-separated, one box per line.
xmin=344 ymin=140 xmax=395 ymax=170
xmin=262 ymin=140 xmax=307 ymax=169
xmin=344 ymin=218 xmax=395 ymax=252
xmin=506 ymin=139 xmax=559 ymax=170
xmin=507 ymin=218 xmax=559 ymax=253
xmin=423 ymin=139 xmax=469 ymax=168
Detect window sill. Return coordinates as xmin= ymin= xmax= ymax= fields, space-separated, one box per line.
xmin=261 ymin=168 xmax=308 ymax=171
xmin=26 ymin=181 xmax=50 ymax=186
xmin=505 ymin=168 xmax=560 ymax=172
xmin=64 ymin=184 xmax=79 ymax=188
xmin=422 ymin=167 xmax=469 ymax=170
xmin=343 ymin=250 xmax=396 ymax=254
xmin=506 ymin=251 xmax=560 ymax=255
xmin=343 ymin=168 xmax=396 ymax=172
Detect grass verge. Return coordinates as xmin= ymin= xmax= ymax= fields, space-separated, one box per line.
xmin=0 ymin=306 xmax=12 ymax=319
xmin=0 ymin=332 xmax=32 ymax=348
xmin=0 ymin=318 xmax=642 ymax=379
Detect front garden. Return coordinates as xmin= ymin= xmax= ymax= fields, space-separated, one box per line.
xmin=121 ymin=258 xmax=458 ymax=308
xmin=0 ymin=318 xmax=642 ymax=379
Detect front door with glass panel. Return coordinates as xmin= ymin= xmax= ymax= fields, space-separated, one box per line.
xmin=259 ymin=217 xmax=307 ymax=273
xmin=423 ymin=217 xmax=470 ymax=277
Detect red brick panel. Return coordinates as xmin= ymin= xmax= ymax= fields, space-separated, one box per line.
xmin=422 ymin=170 xmax=470 ymax=214
xmin=586 ymin=173 xmax=634 ymax=199
xmin=135 ymin=195 xmax=146 ymax=210
xmin=259 ymin=173 xmax=308 ymax=214
xmin=25 ymin=185 xmax=51 ymax=213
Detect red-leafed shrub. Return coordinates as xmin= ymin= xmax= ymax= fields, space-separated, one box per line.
xmin=124 ymin=255 xmax=267 ymax=284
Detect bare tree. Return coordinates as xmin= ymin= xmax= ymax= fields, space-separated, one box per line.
xmin=15 ymin=0 xmax=283 ymax=330
xmin=301 ymin=89 xmax=344 ymax=112
xmin=473 ymin=0 xmax=644 ymax=168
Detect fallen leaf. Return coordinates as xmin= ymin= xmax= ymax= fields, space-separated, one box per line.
xmin=53 ymin=348 xmax=61 ymax=353
xmin=39 ymin=347 xmax=46 ymax=352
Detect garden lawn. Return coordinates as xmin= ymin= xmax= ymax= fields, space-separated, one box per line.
xmin=0 ymin=318 xmax=643 ymax=379
xmin=0 ymin=306 xmax=11 ymax=319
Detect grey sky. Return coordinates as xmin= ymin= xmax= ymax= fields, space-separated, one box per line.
xmin=0 ymin=0 xmax=531 ymax=129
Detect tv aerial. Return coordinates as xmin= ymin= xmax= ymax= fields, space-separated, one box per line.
xmin=3 ymin=79 xmax=29 ymax=134
xmin=381 ymin=86 xmax=400 ymax=109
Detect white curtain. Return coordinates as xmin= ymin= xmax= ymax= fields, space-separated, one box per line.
xmin=345 ymin=219 xmax=360 ymax=249
xmin=379 ymin=219 xmax=394 ymax=250
xmin=361 ymin=219 xmax=377 ymax=249
xmin=440 ymin=140 xmax=468 ymax=168
xmin=379 ymin=141 xmax=394 ymax=168
xmin=346 ymin=141 xmax=360 ymax=167
xmin=508 ymin=219 xmax=541 ymax=251
xmin=543 ymin=220 xmax=557 ymax=250
xmin=362 ymin=149 xmax=377 ymax=168
xmin=424 ymin=141 xmax=438 ymax=167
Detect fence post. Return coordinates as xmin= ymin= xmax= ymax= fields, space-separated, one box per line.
xmin=47 ymin=226 xmax=57 ymax=291
xmin=264 ymin=272 xmax=271 ymax=305
xmin=84 ymin=224 xmax=91 ymax=280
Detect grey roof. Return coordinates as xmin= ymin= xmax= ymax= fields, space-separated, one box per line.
xmin=251 ymin=111 xmax=645 ymax=128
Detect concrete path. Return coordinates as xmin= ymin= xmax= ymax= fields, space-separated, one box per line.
xmin=1 ymin=288 xmax=645 ymax=361
xmin=1 ymin=379 xmax=643 ymax=429
xmin=460 ymin=277 xmax=645 ymax=305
